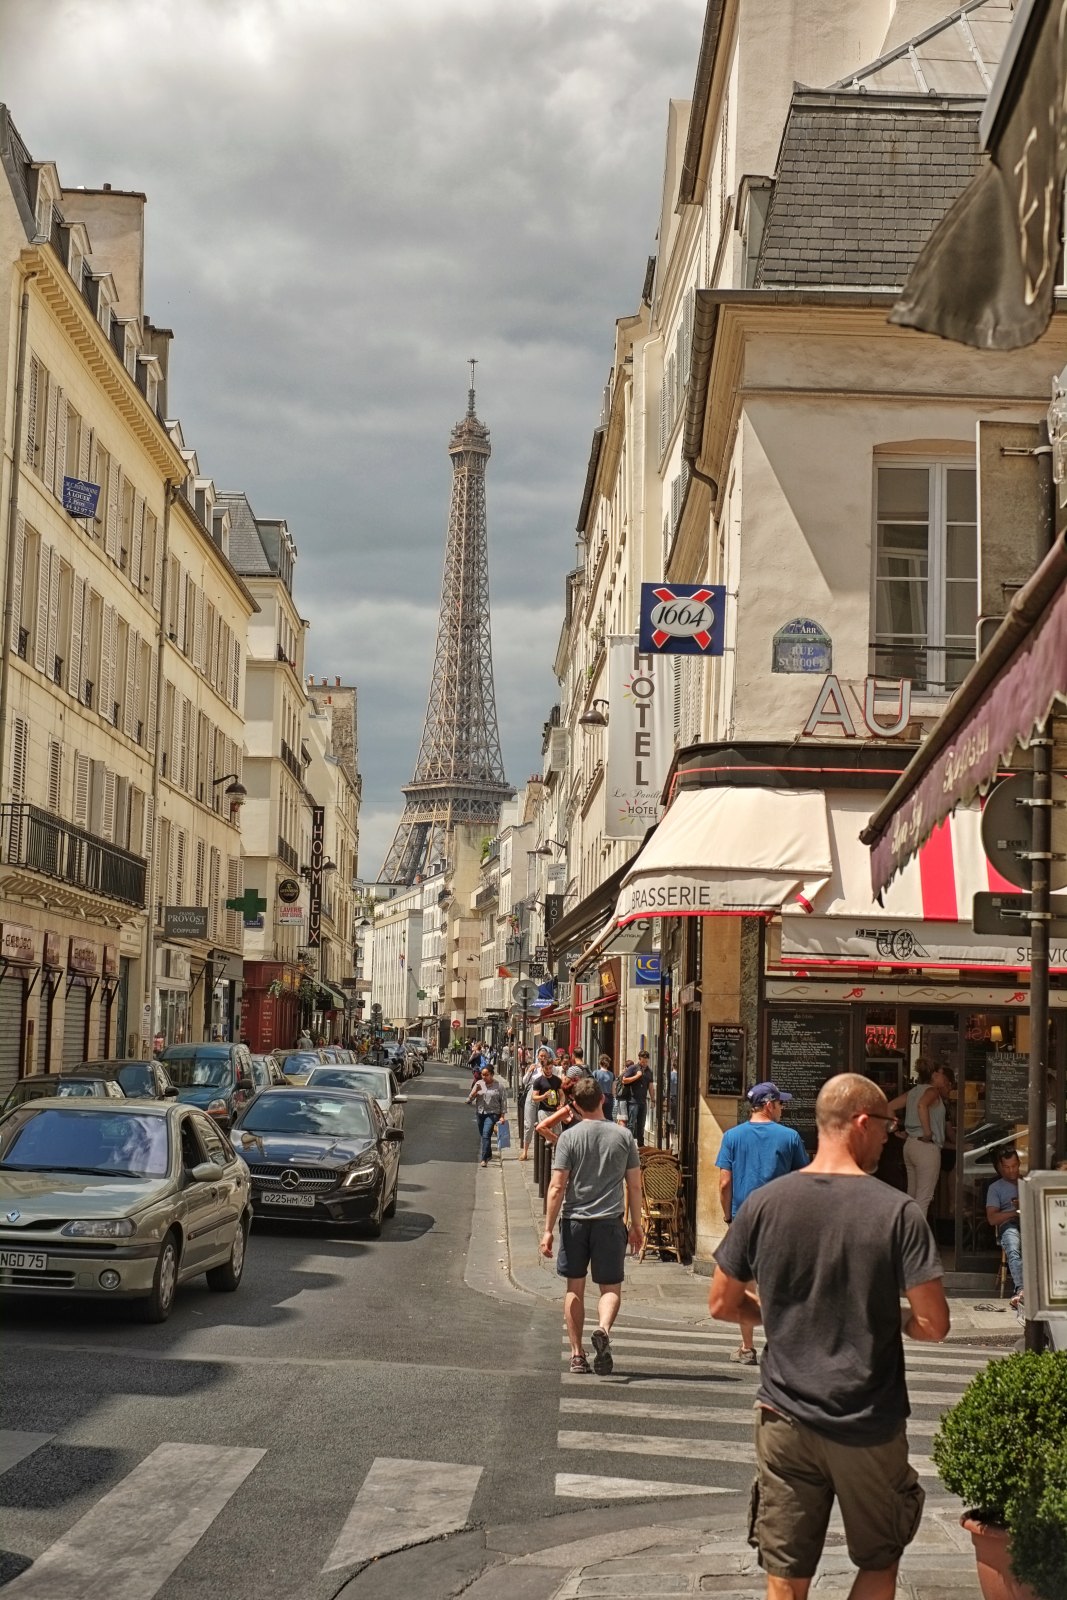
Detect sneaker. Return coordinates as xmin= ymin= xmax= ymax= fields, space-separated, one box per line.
xmin=731 ymin=1345 xmax=758 ymax=1366
xmin=591 ymin=1327 xmax=613 ymax=1375
xmin=569 ymin=1352 xmax=592 ymax=1374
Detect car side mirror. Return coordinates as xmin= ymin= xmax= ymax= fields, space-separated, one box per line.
xmin=190 ymin=1160 xmax=225 ymax=1183
xmin=164 ymin=1085 xmax=178 ymax=1098
xmin=384 ymin=1127 xmax=404 ymax=1142
xmin=394 ymin=1094 xmax=408 ymax=1104
xmin=236 ymin=1076 xmax=254 ymax=1092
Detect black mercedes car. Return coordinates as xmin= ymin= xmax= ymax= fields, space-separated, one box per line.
xmin=229 ymin=1087 xmax=403 ymax=1237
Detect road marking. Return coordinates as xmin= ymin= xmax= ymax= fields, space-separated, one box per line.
xmin=555 ymin=1472 xmax=730 ymax=1499
xmin=322 ymin=1456 xmax=483 ymax=1572
xmin=557 ymin=1430 xmax=938 ymax=1479
xmin=556 ymin=1398 xmax=939 ymax=1438
xmin=0 ymin=1431 xmax=53 ymax=1475
xmin=4 ymin=1441 xmax=264 ymax=1599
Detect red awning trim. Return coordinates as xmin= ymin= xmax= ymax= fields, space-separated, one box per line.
xmin=863 ymin=531 xmax=1067 ymax=894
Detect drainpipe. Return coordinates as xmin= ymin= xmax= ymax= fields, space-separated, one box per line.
xmin=141 ymin=481 xmax=177 ymax=1058
xmin=0 ymin=268 xmax=39 ymax=804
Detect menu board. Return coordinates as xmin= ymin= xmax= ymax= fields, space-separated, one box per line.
xmin=707 ymin=1024 xmax=745 ymax=1096
xmin=986 ymin=1051 xmax=1029 ymax=1124
xmin=768 ymin=1009 xmax=851 ymax=1138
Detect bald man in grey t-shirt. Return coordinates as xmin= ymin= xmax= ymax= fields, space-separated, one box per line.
xmin=541 ymin=1077 xmax=643 ymax=1375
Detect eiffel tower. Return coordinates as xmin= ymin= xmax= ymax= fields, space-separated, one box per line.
xmin=380 ymin=364 xmax=513 ymax=883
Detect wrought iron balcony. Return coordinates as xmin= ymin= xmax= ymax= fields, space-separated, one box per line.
xmin=277 ymin=836 xmax=299 ymax=872
xmin=279 ymin=739 xmax=302 ymax=780
xmin=1 ymin=803 xmax=146 ymax=908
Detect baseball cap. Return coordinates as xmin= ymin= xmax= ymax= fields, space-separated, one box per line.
xmin=747 ymin=1081 xmax=793 ymax=1106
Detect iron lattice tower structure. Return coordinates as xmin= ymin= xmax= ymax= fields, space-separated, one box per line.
xmin=380 ymin=365 xmax=513 ymax=883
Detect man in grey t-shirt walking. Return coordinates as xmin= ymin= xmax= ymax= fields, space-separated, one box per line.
xmin=541 ymin=1077 xmax=643 ymax=1374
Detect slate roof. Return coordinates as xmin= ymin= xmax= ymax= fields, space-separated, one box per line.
xmin=216 ymin=491 xmax=273 ymax=577
xmin=755 ymin=94 xmax=983 ymax=291
xmin=830 ymin=0 xmax=1013 ymax=97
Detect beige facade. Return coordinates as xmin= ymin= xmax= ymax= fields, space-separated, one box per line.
xmin=0 ymin=113 xmax=252 ymax=1091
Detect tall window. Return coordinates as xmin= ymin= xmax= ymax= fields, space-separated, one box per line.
xmin=873 ymin=461 xmax=977 ymax=693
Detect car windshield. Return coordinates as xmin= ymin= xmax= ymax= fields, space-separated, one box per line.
xmin=307 ymin=1068 xmax=389 ymax=1102
xmin=237 ymin=1094 xmax=373 ymax=1140
xmin=281 ymin=1053 xmax=320 ymax=1070
xmin=114 ymin=1066 xmax=153 ymax=1094
xmin=165 ymin=1056 xmax=232 ymax=1089
xmin=53 ymin=1081 xmax=102 ymax=1097
xmin=1 ymin=1108 xmax=170 ymax=1177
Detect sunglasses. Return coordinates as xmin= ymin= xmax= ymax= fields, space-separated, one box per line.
xmin=854 ymin=1112 xmax=900 ymax=1133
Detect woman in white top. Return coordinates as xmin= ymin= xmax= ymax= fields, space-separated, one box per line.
xmin=888 ymin=1059 xmax=954 ymax=1219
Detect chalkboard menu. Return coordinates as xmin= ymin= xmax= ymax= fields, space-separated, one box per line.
xmin=986 ymin=1051 xmax=1029 ymax=1124
xmin=707 ymin=1024 xmax=745 ymax=1096
xmin=768 ymin=1008 xmax=851 ymax=1132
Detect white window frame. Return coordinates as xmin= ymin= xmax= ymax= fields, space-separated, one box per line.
xmin=871 ymin=456 xmax=977 ymax=699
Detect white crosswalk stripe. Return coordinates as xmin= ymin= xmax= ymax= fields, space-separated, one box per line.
xmin=554 ymin=1325 xmax=991 ymax=1502
xmin=3 ymin=1441 xmax=265 ymax=1600
xmin=321 ymin=1457 xmax=483 ymax=1572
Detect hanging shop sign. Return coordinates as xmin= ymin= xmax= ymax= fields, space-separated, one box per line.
xmin=61 ymin=477 xmax=101 ymax=518
xmin=68 ymin=937 xmax=99 ymax=975
xmin=277 ymin=878 xmax=302 ymax=905
xmin=605 ymin=637 xmax=671 ymax=840
xmin=772 ymin=618 xmax=832 ymax=674
xmin=307 ymin=807 xmax=324 ymax=949
xmin=802 ymin=675 xmax=912 ymax=739
xmin=164 ymin=906 xmax=209 ymax=939
xmin=1 ymin=923 xmax=35 ymax=964
xmin=638 ymin=583 xmax=726 ymax=656
xmin=43 ymin=932 xmax=61 ymax=968
xmin=634 ymin=952 xmax=661 ymax=987
xmin=102 ymin=944 xmax=118 ymax=978
xmin=277 ymin=904 xmax=305 ymax=923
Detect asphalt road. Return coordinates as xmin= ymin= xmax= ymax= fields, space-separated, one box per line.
xmin=0 ymin=1061 xmax=571 ymax=1599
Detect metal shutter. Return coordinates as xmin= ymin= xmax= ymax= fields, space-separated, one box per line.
xmin=62 ymin=982 xmax=88 ymax=1068
xmin=37 ymin=982 xmax=53 ymax=1073
xmin=0 ymin=977 xmax=24 ymax=1098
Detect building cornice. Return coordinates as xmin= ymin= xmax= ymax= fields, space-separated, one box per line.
xmin=22 ymin=245 xmax=187 ymax=483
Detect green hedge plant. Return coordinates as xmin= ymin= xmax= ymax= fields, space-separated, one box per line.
xmin=933 ymin=1352 xmax=1067 ymax=1598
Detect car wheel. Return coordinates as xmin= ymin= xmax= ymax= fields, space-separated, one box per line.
xmin=206 ymin=1215 xmax=248 ymax=1292
xmin=135 ymin=1229 xmax=180 ymax=1323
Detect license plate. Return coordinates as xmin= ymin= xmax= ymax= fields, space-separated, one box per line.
xmin=0 ymin=1250 xmax=48 ymax=1270
xmin=260 ymin=1192 xmax=315 ymax=1208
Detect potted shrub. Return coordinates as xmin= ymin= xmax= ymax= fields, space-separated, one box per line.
xmin=932 ymin=1351 xmax=1067 ymax=1600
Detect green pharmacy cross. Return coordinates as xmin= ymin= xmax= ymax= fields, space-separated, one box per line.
xmin=225 ymin=889 xmax=268 ymax=918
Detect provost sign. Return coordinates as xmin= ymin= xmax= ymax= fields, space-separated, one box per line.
xmin=638 ymin=583 xmax=725 ymax=656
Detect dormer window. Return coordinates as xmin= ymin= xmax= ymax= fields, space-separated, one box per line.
xmin=123 ymin=324 xmax=140 ymax=379
xmin=96 ymin=282 xmax=113 ymax=334
xmin=35 ymin=187 xmax=52 ymax=241
xmin=144 ymin=365 xmax=158 ymax=410
xmin=68 ymin=240 xmax=84 ymax=289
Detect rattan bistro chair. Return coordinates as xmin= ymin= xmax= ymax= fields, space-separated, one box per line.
xmin=638 ymin=1152 xmax=684 ymax=1262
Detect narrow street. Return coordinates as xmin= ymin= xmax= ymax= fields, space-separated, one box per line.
xmin=0 ymin=1061 xmax=991 ymax=1600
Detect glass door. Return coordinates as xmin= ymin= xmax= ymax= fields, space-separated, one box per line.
xmin=957 ymin=1010 xmax=1029 ymax=1271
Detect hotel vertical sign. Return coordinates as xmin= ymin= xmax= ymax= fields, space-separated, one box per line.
xmin=605 ymin=638 xmax=671 ymax=841
xmin=307 ymin=806 xmax=324 ymax=948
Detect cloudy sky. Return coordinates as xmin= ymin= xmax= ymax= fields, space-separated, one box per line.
xmin=7 ymin=0 xmax=704 ymax=873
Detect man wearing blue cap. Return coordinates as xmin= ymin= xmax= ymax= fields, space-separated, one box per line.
xmin=715 ymin=1082 xmax=808 ymax=1364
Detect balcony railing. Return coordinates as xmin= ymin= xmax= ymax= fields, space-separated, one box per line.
xmin=277 ymin=835 xmax=299 ymax=872
xmin=473 ymin=877 xmax=498 ymax=911
xmin=1 ymin=803 xmax=146 ymax=908
xmin=279 ymin=739 xmax=302 ymax=780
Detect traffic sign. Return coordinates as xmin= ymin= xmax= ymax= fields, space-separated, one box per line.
xmin=980 ymin=774 xmax=1067 ymax=890
xmin=511 ymin=979 xmax=538 ymax=1006
xmin=973 ymin=891 xmax=1067 ymax=937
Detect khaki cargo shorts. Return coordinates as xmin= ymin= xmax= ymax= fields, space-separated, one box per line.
xmin=749 ymin=1406 xmax=924 ymax=1578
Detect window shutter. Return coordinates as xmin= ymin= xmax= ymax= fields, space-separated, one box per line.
xmin=105 ymin=459 xmax=121 ymax=560
xmin=149 ymin=512 xmax=163 ymax=610
xmin=69 ymin=574 xmax=85 ymax=700
xmin=99 ymin=603 xmax=115 ymax=719
xmin=34 ymin=543 xmax=51 ymax=672
xmin=123 ymin=628 xmax=137 ymax=737
xmin=175 ymin=828 xmax=186 ymax=902
xmin=195 ymin=837 xmax=206 ymax=906
xmin=10 ymin=717 xmax=27 ymax=799
xmin=194 ymin=586 xmax=205 ymax=672
xmin=207 ymin=605 xmax=218 ymax=686
xmin=46 ymin=549 xmax=60 ymax=677
xmin=175 ymin=569 xmax=186 ymax=651
xmin=10 ymin=514 xmax=25 ymax=644
xmin=224 ymin=853 xmax=240 ymax=946
xmin=52 ymin=388 xmax=67 ymax=497
xmin=101 ymin=768 xmax=116 ymax=841
xmin=78 ymin=420 xmax=91 ymax=480
xmin=23 ymin=356 xmax=39 ymax=466
xmin=42 ymin=375 xmax=58 ymax=489
xmin=231 ymin=636 xmax=241 ymax=710
xmin=180 ymin=696 xmax=191 ymax=790
xmin=88 ymin=759 xmax=104 ymax=835
xmin=209 ymin=848 xmax=221 ymax=942
xmin=114 ymin=775 xmax=129 ymax=849
xmin=143 ymin=795 xmax=155 ymax=908
xmin=158 ymin=817 xmax=171 ymax=902
xmin=146 ymin=647 xmax=158 ymax=754
xmin=167 ymin=682 xmax=179 ymax=778
xmin=130 ymin=493 xmax=144 ymax=592
xmin=73 ymin=752 xmax=90 ymax=828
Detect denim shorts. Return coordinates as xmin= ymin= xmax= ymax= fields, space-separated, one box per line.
xmin=557 ymin=1216 xmax=627 ymax=1284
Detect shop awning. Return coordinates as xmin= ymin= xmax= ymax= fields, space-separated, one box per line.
xmin=547 ymin=854 xmax=636 ymax=962
xmin=572 ymin=917 xmax=655 ymax=979
xmin=317 ymin=982 xmax=348 ymax=1010
xmin=612 ymin=787 xmax=833 ymax=925
xmin=862 ymin=530 xmax=1067 ymax=896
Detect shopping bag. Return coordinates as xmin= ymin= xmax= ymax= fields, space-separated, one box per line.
xmin=496 ymin=1119 xmax=512 ymax=1151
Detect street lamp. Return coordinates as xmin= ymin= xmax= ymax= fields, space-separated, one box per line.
xmin=534 ymin=839 xmax=567 ymax=857
xmin=211 ymin=773 xmax=247 ymax=810
xmin=579 ymin=699 xmax=610 ymax=728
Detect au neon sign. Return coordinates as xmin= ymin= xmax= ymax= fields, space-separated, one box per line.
xmin=802 ymin=675 xmax=912 ymax=739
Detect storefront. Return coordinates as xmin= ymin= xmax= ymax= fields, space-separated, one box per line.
xmin=0 ymin=921 xmax=34 ymax=1096
xmin=240 ymin=961 xmax=301 ymax=1052
xmin=155 ymin=944 xmax=192 ymax=1046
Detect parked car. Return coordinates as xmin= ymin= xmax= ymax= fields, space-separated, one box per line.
xmin=249 ymin=1054 xmax=287 ymax=1091
xmin=305 ymin=1065 xmax=407 ymax=1130
xmin=1 ymin=1074 xmax=125 ymax=1117
xmin=230 ymin=1086 xmax=403 ymax=1236
xmin=273 ymin=1049 xmax=329 ymax=1086
xmin=0 ymin=1098 xmax=252 ymax=1321
xmin=403 ymin=1036 xmax=431 ymax=1060
xmin=158 ymin=1043 xmax=255 ymax=1129
xmin=72 ymin=1059 xmax=178 ymax=1101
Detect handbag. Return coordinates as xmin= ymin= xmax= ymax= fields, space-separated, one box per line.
xmin=496 ymin=1119 xmax=512 ymax=1150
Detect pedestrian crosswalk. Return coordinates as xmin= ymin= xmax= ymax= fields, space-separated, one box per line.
xmin=552 ymin=1321 xmax=993 ymax=1502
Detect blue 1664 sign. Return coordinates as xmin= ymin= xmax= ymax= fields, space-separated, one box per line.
xmin=62 ymin=477 xmax=101 ymax=519
xmin=638 ymin=583 xmax=726 ymax=656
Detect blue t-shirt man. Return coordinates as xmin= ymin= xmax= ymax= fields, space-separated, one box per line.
xmin=717 ymin=1082 xmax=809 ymax=1221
